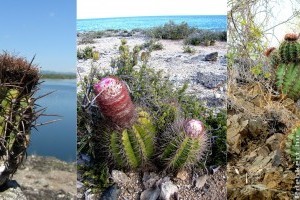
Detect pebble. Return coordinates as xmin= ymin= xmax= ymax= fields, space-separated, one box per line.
xmin=100 ymin=184 xmax=120 ymax=200
xmin=160 ymin=181 xmax=178 ymax=200
xmin=195 ymin=175 xmax=208 ymax=189
xmin=204 ymin=52 xmax=218 ymax=61
xmin=176 ymin=170 xmax=189 ymax=181
xmin=112 ymin=170 xmax=129 ymax=185
xmin=142 ymin=172 xmax=160 ymax=189
xmin=140 ymin=187 xmax=160 ymax=200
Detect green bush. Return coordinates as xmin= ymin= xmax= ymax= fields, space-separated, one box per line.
xmin=184 ymin=30 xmax=226 ymax=46
xmin=183 ymin=45 xmax=196 ymax=54
xmin=77 ymin=46 xmax=99 ymax=60
xmin=140 ymin=40 xmax=163 ymax=51
xmin=147 ymin=21 xmax=195 ymax=40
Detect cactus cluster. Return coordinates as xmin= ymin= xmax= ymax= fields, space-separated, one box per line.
xmin=285 ymin=125 xmax=300 ymax=162
xmin=159 ymin=119 xmax=207 ymax=170
xmin=93 ymin=76 xmax=208 ymax=171
xmin=0 ymin=53 xmax=40 ymax=186
xmin=94 ymin=77 xmax=156 ymax=169
xmin=266 ymin=33 xmax=300 ymax=100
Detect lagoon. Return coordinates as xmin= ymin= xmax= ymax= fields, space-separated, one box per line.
xmin=27 ymin=79 xmax=76 ymax=162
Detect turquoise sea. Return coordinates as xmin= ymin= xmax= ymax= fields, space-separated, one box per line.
xmin=77 ymin=15 xmax=227 ymax=32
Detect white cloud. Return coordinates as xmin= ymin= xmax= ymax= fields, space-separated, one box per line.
xmin=77 ymin=0 xmax=227 ymax=19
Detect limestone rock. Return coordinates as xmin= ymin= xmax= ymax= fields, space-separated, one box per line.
xmin=160 ymin=181 xmax=178 ymax=200
xmin=111 ymin=170 xmax=129 ymax=185
xmin=0 ymin=180 xmax=27 ymax=200
xmin=204 ymin=52 xmax=218 ymax=61
xmin=140 ymin=187 xmax=160 ymax=200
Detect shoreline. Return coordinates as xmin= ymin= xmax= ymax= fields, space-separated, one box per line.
xmin=1 ymin=155 xmax=76 ymax=199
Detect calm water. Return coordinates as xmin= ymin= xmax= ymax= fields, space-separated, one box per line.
xmin=27 ymin=79 xmax=76 ymax=162
xmin=77 ymin=15 xmax=227 ymax=32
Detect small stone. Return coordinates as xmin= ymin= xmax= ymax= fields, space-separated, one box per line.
xmin=100 ymin=184 xmax=120 ymax=200
xmin=204 ymin=52 xmax=218 ymax=61
xmin=111 ymin=170 xmax=129 ymax=185
xmin=195 ymin=175 xmax=208 ymax=189
xmin=140 ymin=187 xmax=160 ymax=200
xmin=266 ymin=133 xmax=284 ymax=151
xmin=160 ymin=181 xmax=178 ymax=200
xmin=142 ymin=172 xmax=160 ymax=189
xmin=214 ymin=92 xmax=221 ymax=98
xmin=176 ymin=170 xmax=189 ymax=181
xmin=196 ymin=72 xmax=226 ymax=89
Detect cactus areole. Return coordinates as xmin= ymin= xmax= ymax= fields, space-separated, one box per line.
xmin=184 ymin=119 xmax=205 ymax=138
xmin=94 ymin=76 xmax=136 ymax=128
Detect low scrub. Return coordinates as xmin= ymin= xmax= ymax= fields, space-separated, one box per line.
xmin=185 ymin=30 xmax=227 ymax=46
xmin=147 ymin=21 xmax=195 ymax=40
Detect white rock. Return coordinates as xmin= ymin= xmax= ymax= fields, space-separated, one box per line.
xmin=111 ymin=170 xmax=129 ymax=185
xmin=195 ymin=175 xmax=208 ymax=189
xmin=160 ymin=181 xmax=178 ymax=200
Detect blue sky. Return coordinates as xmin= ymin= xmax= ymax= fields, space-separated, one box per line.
xmin=78 ymin=0 xmax=227 ymax=19
xmin=0 ymin=0 xmax=76 ymax=72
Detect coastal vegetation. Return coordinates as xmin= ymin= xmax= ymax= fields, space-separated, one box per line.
xmin=77 ymin=21 xmax=227 ymax=47
xmin=41 ymin=71 xmax=76 ymax=79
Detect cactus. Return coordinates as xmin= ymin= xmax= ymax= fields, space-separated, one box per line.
xmin=159 ymin=119 xmax=208 ymax=171
xmin=285 ymin=125 xmax=300 ymax=162
xmin=94 ymin=76 xmax=136 ymax=129
xmin=94 ymin=77 xmax=156 ymax=169
xmin=106 ymin=108 xmax=156 ymax=169
xmin=266 ymin=33 xmax=300 ymax=100
xmin=0 ymin=53 xmax=40 ymax=186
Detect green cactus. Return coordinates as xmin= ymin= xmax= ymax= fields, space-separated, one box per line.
xmin=106 ymin=109 xmax=156 ymax=169
xmin=266 ymin=33 xmax=300 ymax=100
xmin=159 ymin=119 xmax=208 ymax=171
xmin=94 ymin=77 xmax=156 ymax=169
xmin=278 ymin=40 xmax=300 ymax=63
xmin=0 ymin=53 xmax=40 ymax=186
xmin=285 ymin=125 xmax=300 ymax=162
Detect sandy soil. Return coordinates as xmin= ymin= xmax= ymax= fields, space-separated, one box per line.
xmin=77 ymin=34 xmax=227 ymax=108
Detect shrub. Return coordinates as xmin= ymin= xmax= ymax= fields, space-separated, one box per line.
xmin=140 ymin=40 xmax=163 ymax=51
xmin=184 ymin=30 xmax=226 ymax=46
xmin=147 ymin=21 xmax=195 ymax=40
xmin=77 ymin=46 xmax=99 ymax=60
xmin=183 ymin=45 xmax=196 ymax=54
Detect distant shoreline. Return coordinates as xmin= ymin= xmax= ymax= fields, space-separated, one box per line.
xmin=41 ymin=73 xmax=76 ymax=79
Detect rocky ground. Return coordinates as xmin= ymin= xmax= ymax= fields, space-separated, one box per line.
xmin=227 ymin=82 xmax=300 ymax=199
xmin=77 ymin=30 xmax=227 ymax=109
xmin=77 ymin=154 xmax=226 ymax=200
xmin=77 ymin=31 xmax=227 ymax=200
xmin=0 ymin=155 xmax=76 ymax=200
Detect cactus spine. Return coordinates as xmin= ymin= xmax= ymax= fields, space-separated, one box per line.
xmin=160 ymin=119 xmax=208 ymax=171
xmin=0 ymin=53 xmax=40 ymax=186
xmin=285 ymin=125 xmax=300 ymax=162
xmin=266 ymin=33 xmax=300 ymax=100
xmin=94 ymin=77 xmax=156 ymax=169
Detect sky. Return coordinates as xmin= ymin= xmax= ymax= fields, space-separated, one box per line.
xmin=0 ymin=0 xmax=76 ymax=72
xmin=77 ymin=0 xmax=227 ymax=19
xmin=256 ymin=0 xmax=300 ymax=46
